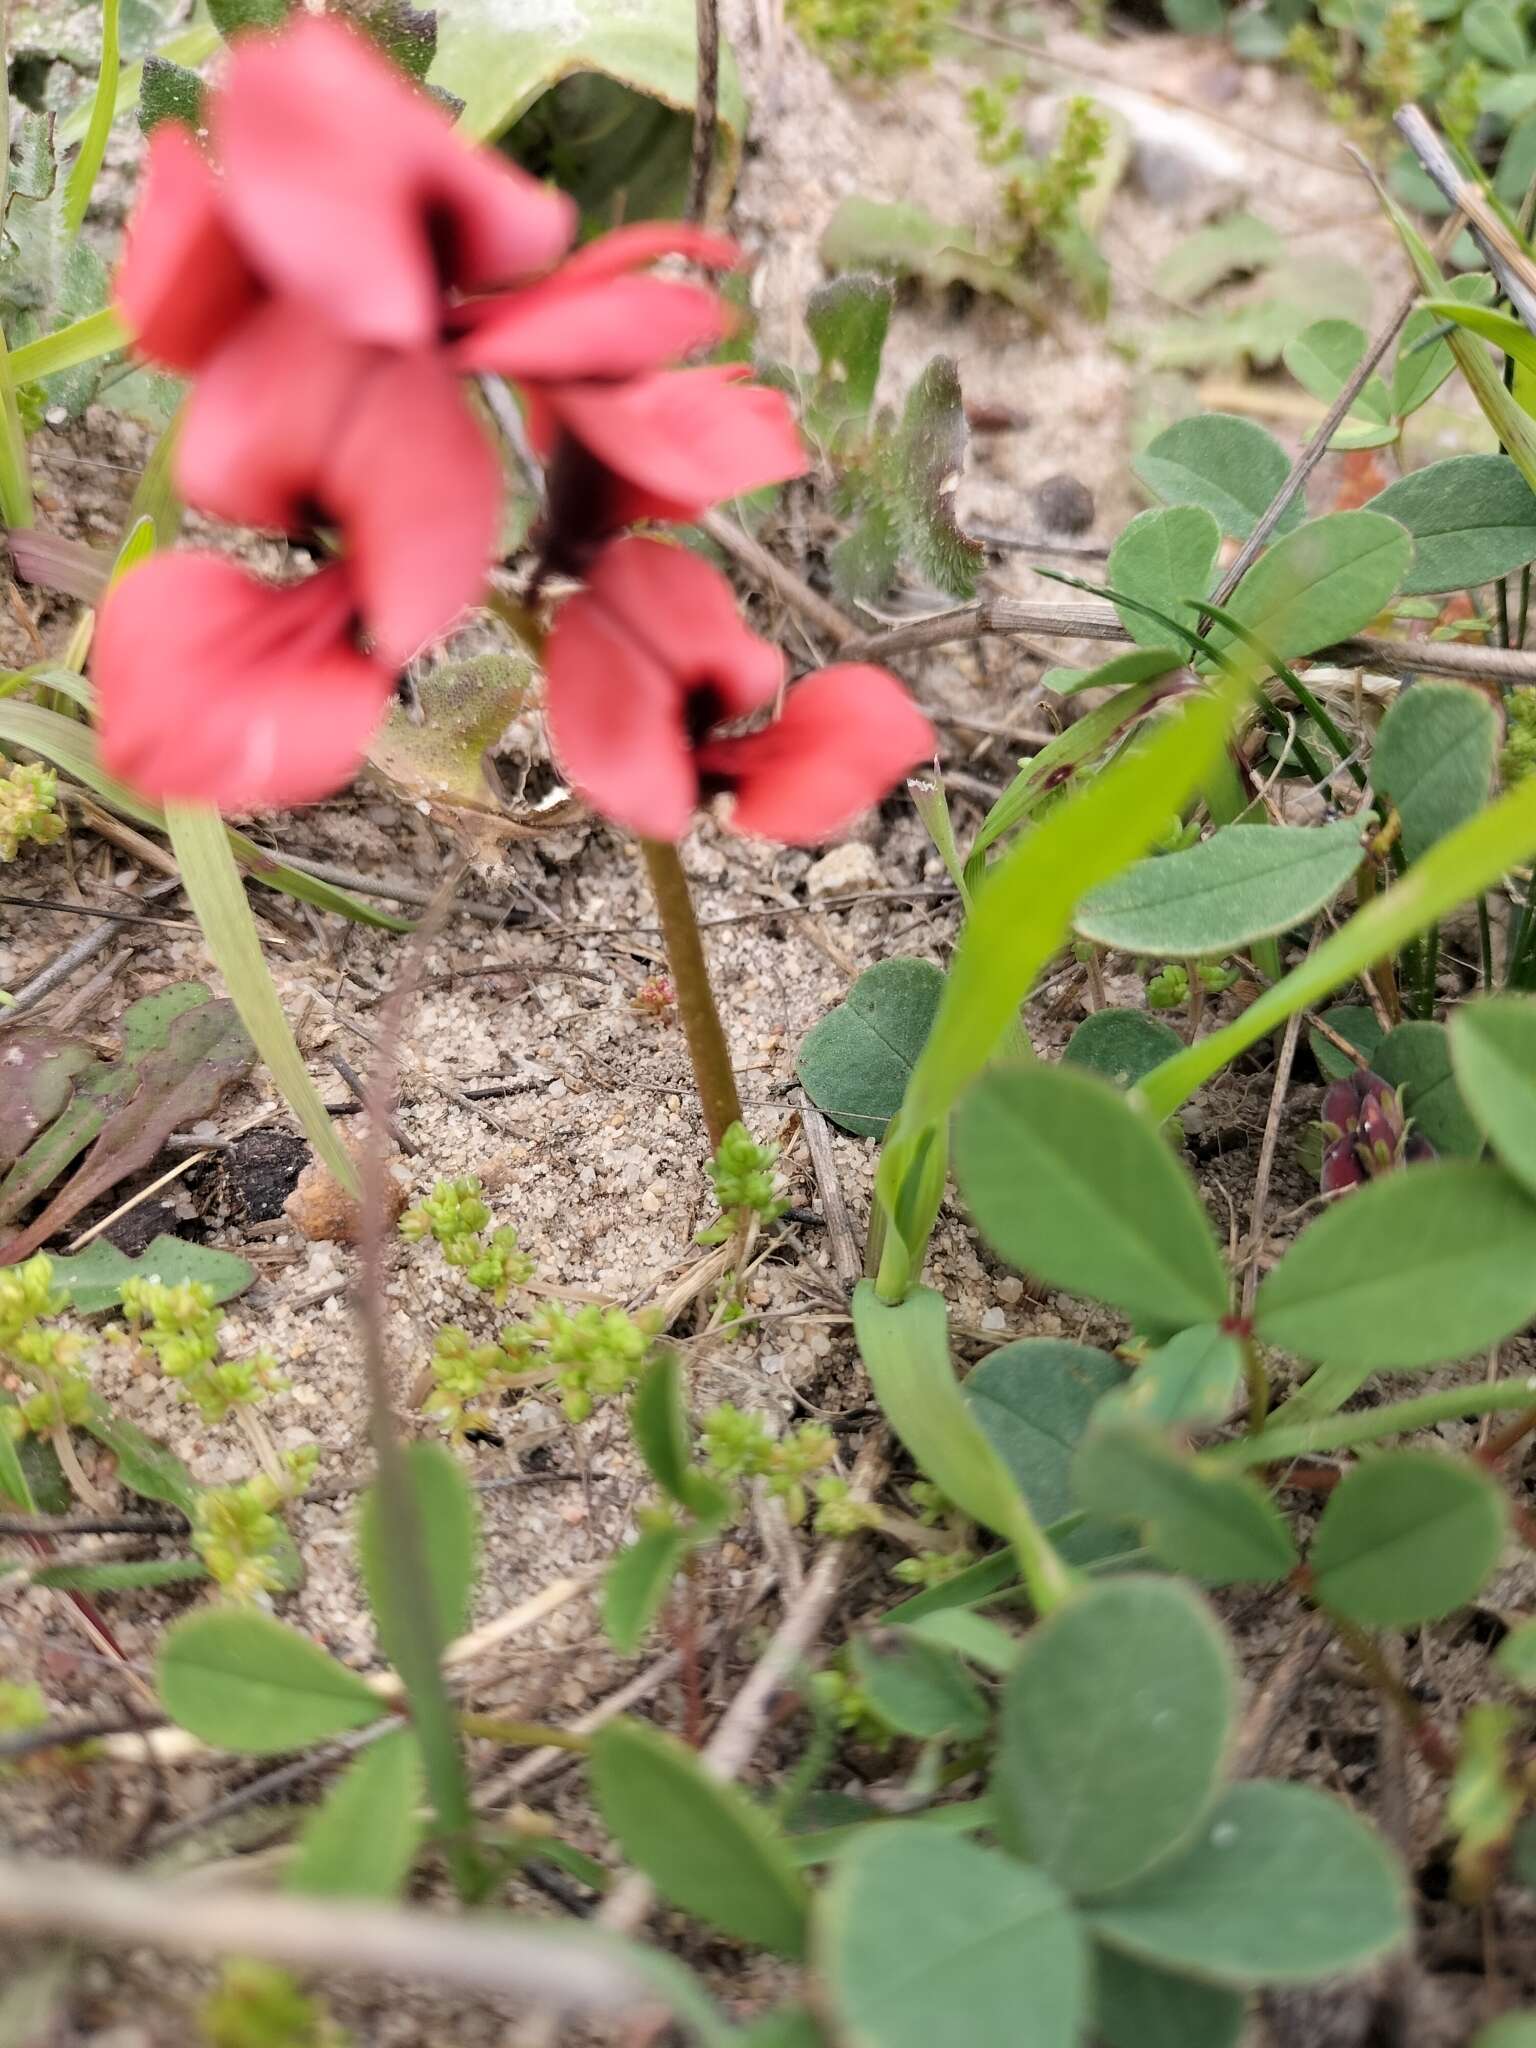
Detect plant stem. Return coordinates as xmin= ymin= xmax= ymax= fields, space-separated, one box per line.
xmin=50 ymin=1424 xmax=105 ymax=1510
xmin=1209 ymin=1377 xmax=1536 ymax=1468
xmin=1327 ymin=1613 xmax=1454 ymax=1776
xmin=639 ymin=838 xmax=742 ymax=1150
xmin=457 ymin=1715 xmax=591 ymax=1752
xmin=1417 ymin=920 xmax=1440 ymax=1018
xmin=1240 ymin=1336 xmax=1270 ymax=1433
xmin=1478 ymin=894 xmax=1495 ymax=991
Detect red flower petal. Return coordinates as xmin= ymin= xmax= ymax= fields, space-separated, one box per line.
xmin=581 ymin=537 xmax=783 ymax=720
xmin=456 ymin=274 xmax=731 ymax=381
xmin=215 ymin=17 xmax=573 ymax=347
xmin=177 ymin=302 xmax=499 ymax=666
xmin=544 ymin=366 xmax=806 ymax=516
xmin=696 ymin=666 xmax=934 ymax=844
xmin=93 ymin=554 xmax=394 ymax=810
xmin=543 ymin=538 xmax=784 ymax=840
xmin=552 ymin=221 xmax=743 ymax=285
xmin=543 ymin=583 xmax=699 ymax=843
xmin=114 ymin=124 xmax=263 ymax=372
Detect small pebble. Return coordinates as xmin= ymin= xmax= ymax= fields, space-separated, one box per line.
xmin=1033 ymin=472 xmax=1095 ymax=535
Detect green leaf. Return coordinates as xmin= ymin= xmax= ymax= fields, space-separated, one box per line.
xmin=1074 ymin=1422 xmax=1298 ymax=1585
xmin=1152 ymin=212 xmax=1284 ymax=301
xmin=805 ymin=273 xmax=891 ymax=432
xmin=1373 ymin=1020 xmax=1483 ymax=1158
xmin=1283 ymin=321 xmax=1394 ymax=447
xmin=166 ymin=803 xmax=361 ymax=1196
xmin=1474 ymin=2020 xmax=1536 ymax=2048
xmin=850 ymin=1631 xmax=989 ymax=1741
xmin=819 ymin=196 xmax=1044 ymax=311
xmin=736 ymin=2009 xmax=823 ymax=2048
xmin=1253 ymin=1161 xmax=1536 ymax=1370
xmin=602 ymin=1523 xmax=689 ymax=1656
xmin=138 ymin=54 xmax=205 ymax=135
xmin=1495 ymin=1618 xmax=1536 ymax=1688
xmin=900 ymin=1607 xmax=1018 ymax=1673
xmin=1132 ymin=413 xmax=1304 ymax=541
xmin=1308 ymin=1003 xmax=1385 ymax=1081
xmin=1452 ymin=995 xmax=1536 ymax=1196
xmin=1105 ymin=1323 xmax=1242 ymax=1429
xmin=590 ymin=1719 xmax=809 ymax=1955
xmin=82 ymin=1400 xmax=199 ymax=1515
xmin=1309 ymin=1450 xmax=1506 ymax=1627
xmin=1092 ymin=1947 xmax=1244 ymax=2048
xmin=1041 ymin=646 xmax=1186 ymax=696
xmin=953 ymin=1062 xmax=1229 ymax=1330
xmin=1063 ymin=1008 xmax=1185 ymax=1090
xmin=1087 ymin=1781 xmax=1408 ymax=1986
xmin=32 ymin=1556 xmax=206 ymax=1591
xmin=1373 ymin=680 xmax=1499 ymax=863
xmin=629 ymin=1350 xmax=693 ymax=1504
xmin=1108 ymin=507 xmax=1220 ymax=648
xmin=1077 ymin=820 xmax=1363 ymax=959
xmin=995 ymin=1576 xmax=1235 ymax=1895
xmin=1423 ymin=297 xmax=1536 ymax=383
xmin=822 ymin=1827 xmax=1086 ymax=2048
xmin=891 ymin=356 xmax=986 ymax=600
xmin=1368 ymin=455 xmax=1536 ymax=596
xmin=286 ymin=1728 xmax=422 ymax=1900
xmin=1205 ymin=511 xmax=1412 ymax=666
xmin=359 ymin=1441 xmax=478 ymax=1667
xmin=434 ymin=0 xmax=746 ymax=212
xmin=46 ymin=1234 xmax=255 ymax=1314
xmin=1465 ymin=0 xmax=1528 ymax=66
xmin=1136 ymin=769 xmax=1536 ymax=1119
xmin=366 ymin=653 xmax=532 ymax=828
xmin=156 ymin=1609 xmax=381 ymax=1754
xmin=797 ymin=959 xmax=945 ymax=1139
xmin=0 ymin=1409 xmax=35 ymax=1511
xmin=336 ymin=0 xmax=438 ymax=79
xmin=207 ymin=0 xmax=289 ymax=31
xmin=963 ymin=1338 xmax=1127 ymax=1524
xmin=1392 ymin=275 xmax=1496 ymax=419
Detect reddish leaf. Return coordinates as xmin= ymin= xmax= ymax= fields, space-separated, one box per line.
xmin=0 ymin=1030 xmax=98 ymax=1171
xmin=1 ymin=997 xmax=253 ymax=1262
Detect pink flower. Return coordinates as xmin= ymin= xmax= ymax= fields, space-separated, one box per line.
xmin=175 ymin=300 xmax=500 ymax=667
xmin=93 ymin=555 xmax=394 ymax=810
xmin=457 ymin=224 xmax=804 ymax=570
xmin=114 ymin=124 xmax=262 ymax=373
xmin=115 ymin=16 xmax=574 ymax=365
xmin=544 ymin=538 xmax=933 ymax=843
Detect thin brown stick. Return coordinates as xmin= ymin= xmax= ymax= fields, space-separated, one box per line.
xmin=1234 ymin=1614 xmax=1330 ymax=1774
xmin=796 ymin=1097 xmax=862 ymax=1292
xmin=1241 ymin=959 xmax=1314 ymax=1318
xmin=685 ymin=0 xmax=719 ymax=224
xmin=698 ymin=510 xmax=857 ymax=650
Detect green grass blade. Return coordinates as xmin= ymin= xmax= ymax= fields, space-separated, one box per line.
xmin=0 ymin=699 xmax=409 ymax=929
xmin=56 ymin=22 xmax=219 ymax=148
xmin=9 ymin=308 xmax=131 ymax=385
xmin=1135 ymin=773 xmax=1536 ymax=1119
xmin=164 ymin=803 xmax=361 ymax=1194
xmin=62 ymin=0 xmax=121 ymax=238
xmin=0 ymin=327 xmax=34 ymax=529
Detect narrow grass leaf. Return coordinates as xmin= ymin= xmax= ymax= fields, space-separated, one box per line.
xmin=1087 ymin=1782 xmax=1408 ymax=1987
xmin=591 ymin=1719 xmax=809 ymax=1956
xmin=996 ymin=1577 xmax=1235 ymax=1895
xmin=166 ymin=802 xmax=360 ymax=1193
xmin=61 ymin=0 xmax=120 ymax=237
xmin=1253 ymin=1161 xmax=1536 ymax=1369
xmin=1309 ymin=1450 xmax=1507 ymax=1627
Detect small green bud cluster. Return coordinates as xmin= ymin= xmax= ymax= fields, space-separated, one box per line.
xmin=400 ymin=1176 xmax=534 ymax=1304
xmin=812 ymin=1474 xmax=884 ymax=1539
xmin=786 ymin=0 xmax=957 ymax=81
xmin=0 ymin=1255 xmax=91 ymax=1439
xmin=1002 ymin=96 xmax=1110 ymax=244
xmin=889 ymin=1546 xmax=977 ymax=1589
xmin=423 ymin=1300 xmax=659 ymax=1436
xmin=0 ymin=762 xmax=63 ymax=863
xmin=1146 ymin=960 xmax=1239 ymax=1010
xmin=202 ymin=1960 xmax=347 ymax=2048
xmin=699 ymin=1402 xmax=835 ymax=1524
xmin=192 ymin=1447 xmax=316 ymax=1602
xmin=811 ymin=1667 xmax=892 ymax=1747
xmin=120 ymin=1277 xmax=283 ymax=1425
xmin=697 ymin=1121 xmax=788 ymax=1246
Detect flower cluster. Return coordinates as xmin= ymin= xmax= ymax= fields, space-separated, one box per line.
xmin=1319 ymin=1068 xmax=1434 ymax=1194
xmin=93 ymin=17 xmax=933 ymax=843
